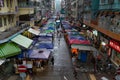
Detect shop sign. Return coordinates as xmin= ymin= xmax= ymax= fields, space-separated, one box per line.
xmin=109 ymin=40 xmax=120 ymax=53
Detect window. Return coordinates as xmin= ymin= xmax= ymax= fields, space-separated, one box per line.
xmin=0 ymin=0 xmax=4 ymax=7
xmin=4 ymin=18 xmax=6 ymax=26
xmin=10 ymin=0 xmax=12 ymax=7
xmin=101 ymin=0 xmax=106 ymax=3
xmin=6 ymin=0 xmax=9 ymax=7
xmin=11 ymin=16 xmax=14 ymax=23
xmin=108 ymin=0 xmax=114 ymax=4
xmin=119 ymin=0 xmax=120 ymax=3
xmin=8 ymin=16 xmax=11 ymax=24
xmin=0 ymin=18 xmax=2 ymax=27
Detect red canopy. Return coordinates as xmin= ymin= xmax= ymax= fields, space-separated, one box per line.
xmin=69 ymin=39 xmax=90 ymax=45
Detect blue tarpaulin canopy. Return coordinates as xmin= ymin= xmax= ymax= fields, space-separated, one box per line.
xmin=69 ymin=36 xmax=86 ymax=40
xmin=37 ymin=43 xmax=54 ymax=49
xmin=28 ymin=49 xmax=51 ymax=59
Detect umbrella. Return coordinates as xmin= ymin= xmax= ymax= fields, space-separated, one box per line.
xmin=28 ymin=49 xmax=51 ymax=59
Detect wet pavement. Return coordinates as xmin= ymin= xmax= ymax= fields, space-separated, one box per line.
xmin=32 ymin=33 xmax=83 ymax=80
xmin=31 ymin=31 xmax=90 ymax=80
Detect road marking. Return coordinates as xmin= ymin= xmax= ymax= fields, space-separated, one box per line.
xmin=64 ymin=76 xmax=68 ymax=80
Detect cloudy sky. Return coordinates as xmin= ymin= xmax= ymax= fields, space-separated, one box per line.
xmin=55 ymin=0 xmax=61 ymax=13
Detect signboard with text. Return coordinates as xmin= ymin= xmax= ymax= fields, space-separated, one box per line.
xmin=109 ymin=40 xmax=120 ymax=53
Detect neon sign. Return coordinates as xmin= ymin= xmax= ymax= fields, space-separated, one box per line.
xmin=109 ymin=40 xmax=120 ymax=53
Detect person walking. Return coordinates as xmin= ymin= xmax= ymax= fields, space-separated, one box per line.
xmin=58 ymin=30 xmax=62 ymax=46
xmin=51 ymin=56 xmax=54 ymax=66
xmin=72 ymin=56 xmax=76 ymax=66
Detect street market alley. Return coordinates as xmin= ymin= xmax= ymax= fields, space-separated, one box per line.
xmin=32 ymin=25 xmax=89 ymax=80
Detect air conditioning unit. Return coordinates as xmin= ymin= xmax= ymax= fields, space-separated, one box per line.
xmin=108 ymin=0 xmax=114 ymax=4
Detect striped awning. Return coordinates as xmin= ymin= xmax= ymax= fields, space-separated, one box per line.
xmin=11 ymin=34 xmax=33 ymax=48
xmin=0 ymin=42 xmax=21 ymax=58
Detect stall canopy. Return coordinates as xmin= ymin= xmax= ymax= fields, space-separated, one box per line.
xmin=28 ymin=28 xmax=40 ymax=35
xmin=39 ymin=33 xmax=53 ymax=37
xmin=69 ymin=39 xmax=90 ymax=45
xmin=0 ymin=59 xmax=6 ymax=65
xmin=22 ymin=31 xmax=33 ymax=38
xmin=36 ymin=43 xmax=54 ymax=49
xmin=28 ymin=49 xmax=51 ymax=59
xmin=11 ymin=34 xmax=33 ymax=48
xmin=71 ymin=44 xmax=96 ymax=51
xmin=38 ymin=36 xmax=52 ymax=42
xmin=0 ymin=42 xmax=21 ymax=58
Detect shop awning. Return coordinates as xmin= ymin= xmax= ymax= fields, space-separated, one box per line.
xmin=22 ymin=31 xmax=33 ymax=38
xmin=71 ymin=44 xmax=96 ymax=51
xmin=0 ymin=42 xmax=21 ymax=58
xmin=28 ymin=49 xmax=51 ymax=59
xmin=11 ymin=34 xmax=33 ymax=48
xmin=28 ymin=28 xmax=40 ymax=35
xmin=0 ymin=59 xmax=5 ymax=65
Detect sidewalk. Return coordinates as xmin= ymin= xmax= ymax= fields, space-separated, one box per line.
xmin=7 ymin=75 xmax=19 ymax=80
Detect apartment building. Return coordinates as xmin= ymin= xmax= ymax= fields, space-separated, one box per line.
xmin=18 ymin=0 xmax=34 ymax=27
xmin=82 ymin=0 xmax=120 ymax=67
xmin=0 ymin=0 xmax=18 ymax=32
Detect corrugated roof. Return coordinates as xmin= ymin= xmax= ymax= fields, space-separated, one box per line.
xmin=28 ymin=28 xmax=40 ymax=35
xmin=11 ymin=34 xmax=33 ymax=48
xmin=0 ymin=42 xmax=21 ymax=58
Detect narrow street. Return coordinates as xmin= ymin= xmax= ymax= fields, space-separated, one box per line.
xmin=0 ymin=0 xmax=120 ymax=80
xmin=31 ymin=20 xmax=89 ymax=80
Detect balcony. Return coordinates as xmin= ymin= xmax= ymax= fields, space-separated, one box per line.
xmin=0 ymin=24 xmax=29 ymax=43
xmin=18 ymin=7 xmax=34 ymax=15
xmin=18 ymin=2 xmax=34 ymax=15
xmin=112 ymin=3 xmax=120 ymax=9
xmin=99 ymin=3 xmax=120 ymax=10
xmin=99 ymin=4 xmax=112 ymax=10
xmin=0 ymin=7 xmax=17 ymax=15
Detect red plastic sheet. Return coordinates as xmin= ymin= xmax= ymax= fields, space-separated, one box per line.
xmin=69 ymin=39 xmax=90 ymax=45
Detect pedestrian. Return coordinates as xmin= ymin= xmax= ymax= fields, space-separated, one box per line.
xmin=72 ymin=56 xmax=76 ymax=66
xmin=51 ymin=56 xmax=54 ymax=65
xmin=73 ymin=69 xmax=77 ymax=79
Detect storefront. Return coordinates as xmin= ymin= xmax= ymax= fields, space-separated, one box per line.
xmin=86 ymin=29 xmax=100 ymax=48
xmin=109 ymin=40 xmax=120 ymax=67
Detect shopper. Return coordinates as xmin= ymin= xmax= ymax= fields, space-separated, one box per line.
xmin=72 ymin=56 xmax=76 ymax=66
xmin=51 ymin=56 xmax=54 ymax=65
